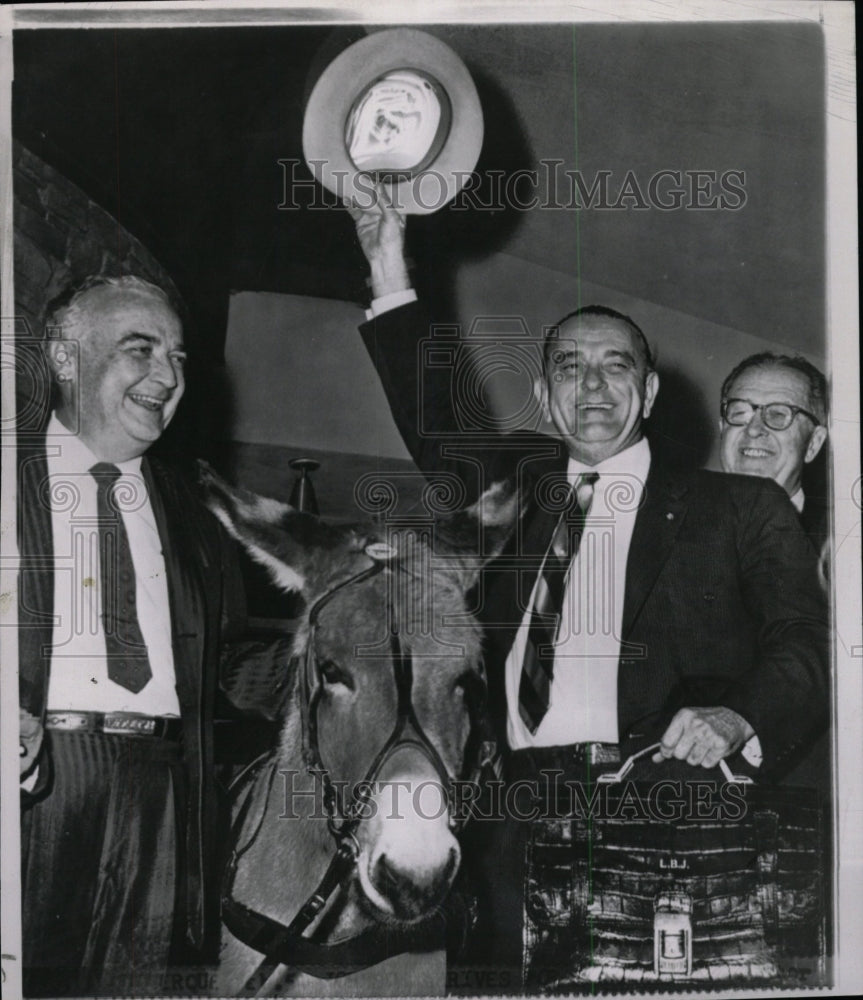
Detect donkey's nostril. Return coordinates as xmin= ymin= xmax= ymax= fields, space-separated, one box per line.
xmin=371 ymin=848 xmax=459 ymax=920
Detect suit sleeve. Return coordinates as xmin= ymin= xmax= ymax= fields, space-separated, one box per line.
xmin=720 ymin=481 xmax=830 ymax=775
xmin=360 ymin=301 xmax=528 ymax=500
xmin=216 ymin=529 xmax=293 ymax=719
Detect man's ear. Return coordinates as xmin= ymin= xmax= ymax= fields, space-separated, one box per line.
xmin=45 ymin=339 xmax=76 ymax=384
xmin=804 ymin=424 xmax=828 ymax=464
xmin=642 ymin=370 xmax=660 ymax=419
xmin=533 ymin=374 xmax=550 ymax=422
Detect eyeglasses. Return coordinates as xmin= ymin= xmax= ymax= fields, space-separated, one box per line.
xmin=721 ymin=398 xmax=821 ymax=431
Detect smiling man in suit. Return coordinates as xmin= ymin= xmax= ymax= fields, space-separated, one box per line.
xmin=18 ymin=275 xmax=244 ymax=996
xmin=719 ymin=352 xmax=829 ymax=552
xmin=718 ymin=352 xmax=831 ymax=789
xmin=348 ymin=189 xmax=829 ymax=971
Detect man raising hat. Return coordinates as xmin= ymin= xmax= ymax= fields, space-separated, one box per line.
xmin=347 ymin=188 xmax=829 ymax=976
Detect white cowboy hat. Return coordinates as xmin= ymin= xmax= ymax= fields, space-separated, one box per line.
xmin=302 ymin=28 xmax=483 ymax=215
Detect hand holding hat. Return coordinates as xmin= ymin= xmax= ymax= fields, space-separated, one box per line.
xmin=346 ymin=183 xmax=411 ymax=299
xmin=303 ymin=29 xmax=483 ymax=216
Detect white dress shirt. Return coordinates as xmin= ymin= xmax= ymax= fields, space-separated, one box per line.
xmin=506 ymin=438 xmax=651 ymax=749
xmin=44 ymin=414 xmax=180 ymax=715
xmin=366 ymin=288 xmax=418 ymax=320
xmin=365 ymin=291 xmax=762 ymax=764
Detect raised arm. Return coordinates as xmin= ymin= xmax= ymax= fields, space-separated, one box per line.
xmin=350 ymin=187 xmax=534 ymax=497
xmin=346 ymin=185 xmax=411 ymax=300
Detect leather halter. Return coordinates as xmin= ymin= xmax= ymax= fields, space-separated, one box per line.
xmin=222 ymin=552 xmax=495 ymax=990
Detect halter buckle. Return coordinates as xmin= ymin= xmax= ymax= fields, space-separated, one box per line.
xmin=365 ymin=541 xmax=398 ymax=561
xmin=337 ymin=830 xmax=361 ymax=862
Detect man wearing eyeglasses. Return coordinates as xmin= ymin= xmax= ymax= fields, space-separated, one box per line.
xmin=719 ymin=354 xmax=828 ymax=549
xmin=348 ymin=189 xmax=829 ymax=977
xmin=719 ymin=353 xmax=830 ymax=793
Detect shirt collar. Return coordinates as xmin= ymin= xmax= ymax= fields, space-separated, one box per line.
xmin=46 ymin=412 xmax=144 ymax=477
xmin=790 ymin=487 xmax=805 ymax=513
xmin=566 ymin=436 xmax=652 ymax=484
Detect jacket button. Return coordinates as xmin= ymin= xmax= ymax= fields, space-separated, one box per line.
xmin=703 ymin=592 xmax=715 ymax=602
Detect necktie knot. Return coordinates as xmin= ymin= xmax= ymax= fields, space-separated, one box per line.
xmin=91 ymin=463 xmax=124 ymax=517
xmin=90 ymin=461 xmax=122 ymax=488
xmin=575 ymin=471 xmax=599 ymax=510
xmin=549 ymin=472 xmax=598 ymax=558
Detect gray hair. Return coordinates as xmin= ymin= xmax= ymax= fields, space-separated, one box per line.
xmin=45 ymin=275 xmax=178 ymax=341
xmin=721 ymin=352 xmax=828 ymax=425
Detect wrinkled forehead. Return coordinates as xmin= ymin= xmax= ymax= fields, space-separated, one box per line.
xmin=74 ymin=286 xmax=183 ymax=347
xmin=546 ymin=316 xmax=647 ymax=368
xmin=726 ymin=364 xmax=811 ymax=407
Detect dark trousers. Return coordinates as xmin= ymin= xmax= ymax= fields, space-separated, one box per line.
xmin=22 ymin=731 xmax=185 ymax=997
xmin=456 ymin=748 xmax=617 ymax=990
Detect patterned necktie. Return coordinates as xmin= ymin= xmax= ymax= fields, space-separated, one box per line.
xmin=518 ymin=472 xmax=599 ymax=733
xmin=90 ymin=462 xmax=153 ymax=693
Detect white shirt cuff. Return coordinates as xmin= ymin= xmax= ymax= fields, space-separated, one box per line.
xmin=365 ymin=288 xmax=417 ymax=320
xmin=740 ymin=734 xmax=763 ymax=768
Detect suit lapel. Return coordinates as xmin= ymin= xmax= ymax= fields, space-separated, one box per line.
xmin=518 ymin=467 xmax=571 ymax=608
xmin=17 ymin=441 xmax=55 ymax=717
xmin=143 ymin=457 xmax=205 ymax=709
xmin=621 ymin=463 xmax=691 ymax=638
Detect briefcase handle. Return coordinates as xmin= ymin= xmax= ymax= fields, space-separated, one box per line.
xmin=596 ymin=741 xmax=755 ymax=785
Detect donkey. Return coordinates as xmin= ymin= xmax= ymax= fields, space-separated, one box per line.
xmin=200 ymin=464 xmax=517 ymax=996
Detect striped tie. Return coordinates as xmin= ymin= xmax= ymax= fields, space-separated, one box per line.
xmin=518 ymin=472 xmax=598 ymax=733
xmin=91 ymin=462 xmax=153 ymax=693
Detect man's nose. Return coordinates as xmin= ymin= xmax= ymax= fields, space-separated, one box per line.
xmin=581 ymin=364 xmax=606 ymax=390
xmin=743 ymin=408 xmax=768 ymax=435
xmin=151 ymin=354 xmax=179 ymax=389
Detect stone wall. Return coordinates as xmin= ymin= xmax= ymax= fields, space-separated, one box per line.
xmin=12 ymin=140 xmax=181 ymax=432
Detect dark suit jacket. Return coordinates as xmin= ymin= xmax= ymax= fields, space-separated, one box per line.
xmin=17 ymin=436 xmax=246 ymax=953
xmin=800 ymin=494 xmax=830 ymax=556
xmin=360 ymin=302 xmax=829 ymax=776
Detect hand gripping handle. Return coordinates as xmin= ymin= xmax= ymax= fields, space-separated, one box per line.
xmin=595 ymin=741 xmax=755 ymax=785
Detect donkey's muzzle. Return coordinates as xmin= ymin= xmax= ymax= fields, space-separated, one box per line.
xmin=371 ymin=845 xmax=459 ymax=921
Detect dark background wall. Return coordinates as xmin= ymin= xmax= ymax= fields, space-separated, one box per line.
xmin=12 ymin=141 xmax=182 ymax=436
xmin=12 ymin=20 xmax=827 ymax=522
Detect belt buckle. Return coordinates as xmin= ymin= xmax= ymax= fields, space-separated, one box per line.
xmin=103 ymin=713 xmax=156 ymax=737
xmin=587 ymin=742 xmax=620 ymax=765
xmin=46 ymin=711 xmax=90 ymax=732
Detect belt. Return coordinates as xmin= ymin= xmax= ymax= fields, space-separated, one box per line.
xmin=45 ymin=710 xmax=182 ymax=741
xmin=507 ymin=741 xmax=621 ymax=781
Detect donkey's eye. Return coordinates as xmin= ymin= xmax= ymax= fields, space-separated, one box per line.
xmin=319 ymin=659 xmax=354 ymax=690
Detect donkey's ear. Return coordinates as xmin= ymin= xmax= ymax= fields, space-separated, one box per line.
xmin=434 ymin=479 xmax=521 ymax=590
xmin=198 ymin=461 xmax=368 ymax=596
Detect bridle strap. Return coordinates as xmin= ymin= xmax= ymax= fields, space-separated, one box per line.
xmin=222 ymin=839 xmax=435 ymax=986
xmin=224 ymin=554 xmax=488 ymax=990
xmin=223 ymin=894 xmax=444 ymax=988
xmin=340 ymin=623 xmax=454 ymax=810
xmin=299 ymin=560 xmax=384 ymax=772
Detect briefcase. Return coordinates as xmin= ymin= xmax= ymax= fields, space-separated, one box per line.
xmin=522 ymin=745 xmax=827 ymax=990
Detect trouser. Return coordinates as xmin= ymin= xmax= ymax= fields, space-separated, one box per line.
xmin=455 ymin=744 xmax=625 ymax=991
xmin=22 ymin=730 xmax=186 ymax=997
